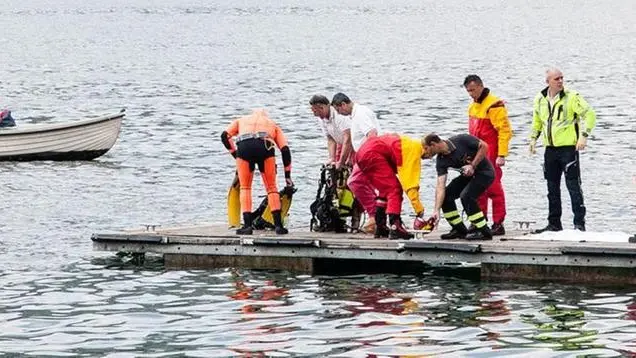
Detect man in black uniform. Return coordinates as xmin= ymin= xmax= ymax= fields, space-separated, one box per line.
xmin=423 ymin=133 xmax=495 ymax=240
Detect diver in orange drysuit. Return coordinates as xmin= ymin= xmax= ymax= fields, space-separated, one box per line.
xmin=221 ymin=109 xmax=293 ymax=235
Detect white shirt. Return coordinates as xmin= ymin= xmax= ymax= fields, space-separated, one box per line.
xmin=350 ymin=103 xmax=382 ymax=151
xmin=547 ymin=89 xmax=560 ymax=108
xmin=318 ymin=107 xmax=351 ymax=145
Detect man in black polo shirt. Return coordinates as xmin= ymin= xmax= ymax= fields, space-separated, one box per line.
xmin=423 ymin=133 xmax=495 ymax=240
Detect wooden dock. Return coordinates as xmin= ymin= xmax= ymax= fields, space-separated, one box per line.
xmin=91 ymin=223 xmax=636 ymax=285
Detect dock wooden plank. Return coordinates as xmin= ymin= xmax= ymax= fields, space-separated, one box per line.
xmin=91 ymin=223 xmax=636 ymax=284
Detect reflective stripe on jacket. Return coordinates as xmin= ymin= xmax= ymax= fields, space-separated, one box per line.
xmin=531 ymin=87 xmax=596 ymax=147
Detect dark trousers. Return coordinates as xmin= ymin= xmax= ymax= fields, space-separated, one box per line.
xmin=442 ymin=173 xmax=494 ymax=221
xmin=544 ymin=146 xmax=585 ymax=227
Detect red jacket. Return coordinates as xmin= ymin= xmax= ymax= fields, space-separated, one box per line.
xmin=468 ymin=89 xmax=512 ymax=158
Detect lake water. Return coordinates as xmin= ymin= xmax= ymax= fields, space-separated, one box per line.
xmin=1 ymin=0 xmax=635 ymax=356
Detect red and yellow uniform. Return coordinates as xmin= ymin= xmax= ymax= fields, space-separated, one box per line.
xmin=356 ymin=134 xmax=424 ymax=216
xmin=354 ymin=134 xmax=425 ymax=240
xmin=221 ymin=109 xmax=292 ymax=233
xmin=468 ymin=89 xmax=512 ymax=225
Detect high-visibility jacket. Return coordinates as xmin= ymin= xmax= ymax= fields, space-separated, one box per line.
xmin=468 ymin=89 xmax=512 ymax=158
xmin=531 ymin=87 xmax=596 ymax=147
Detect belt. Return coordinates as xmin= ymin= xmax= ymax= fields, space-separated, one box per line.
xmin=235 ymin=131 xmax=269 ymax=143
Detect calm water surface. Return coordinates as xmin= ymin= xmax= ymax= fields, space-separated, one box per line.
xmin=1 ymin=0 xmax=636 ymax=356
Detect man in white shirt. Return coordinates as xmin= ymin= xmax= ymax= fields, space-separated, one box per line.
xmin=309 ymin=94 xmax=353 ymax=168
xmin=310 ymin=94 xmax=364 ymax=231
xmin=331 ymin=93 xmax=381 ymax=233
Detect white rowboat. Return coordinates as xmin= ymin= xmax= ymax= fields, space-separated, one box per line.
xmin=0 ymin=109 xmax=125 ymax=161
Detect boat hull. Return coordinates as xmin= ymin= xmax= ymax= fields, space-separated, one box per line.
xmin=0 ymin=111 xmax=124 ymax=161
xmin=0 ymin=149 xmax=110 ymax=162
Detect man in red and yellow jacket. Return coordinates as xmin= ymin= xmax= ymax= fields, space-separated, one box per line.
xmin=464 ymin=75 xmax=512 ymax=235
xmin=356 ymin=133 xmax=431 ymax=240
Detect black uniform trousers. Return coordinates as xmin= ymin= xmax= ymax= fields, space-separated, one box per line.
xmin=544 ymin=146 xmax=585 ymax=228
xmin=442 ymin=172 xmax=494 ymax=224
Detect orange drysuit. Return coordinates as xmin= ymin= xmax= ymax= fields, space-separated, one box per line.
xmin=221 ymin=109 xmax=292 ymax=215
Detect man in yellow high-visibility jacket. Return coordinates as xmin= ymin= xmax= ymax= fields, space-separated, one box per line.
xmin=529 ymin=68 xmax=596 ymax=233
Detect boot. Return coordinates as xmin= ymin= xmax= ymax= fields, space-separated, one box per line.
xmin=440 ymin=223 xmax=468 ymax=240
xmin=236 ymin=213 xmax=253 ymax=235
xmin=350 ymin=204 xmax=362 ymax=231
xmin=532 ymin=223 xmax=563 ymax=234
xmin=574 ymin=224 xmax=586 ymax=232
xmin=272 ymin=210 xmax=288 ymax=235
xmin=374 ymin=207 xmax=389 ymax=238
xmin=350 ymin=213 xmax=361 ymax=231
xmin=466 ymin=225 xmax=493 ymax=240
xmin=491 ymin=223 xmax=505 ymax=236
xmin=388 ymin=214 xmax=414 ymax=240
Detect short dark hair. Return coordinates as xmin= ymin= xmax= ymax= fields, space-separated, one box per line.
xmin=463 ymin=74 xmax=483 ymax=87
xmin=309 ymin=95 xmax=330 ymax=106
xmin=331 ymin=93 xmax=351 ymax=106
xmin=423 ymin=133 xmax=442 ymax=146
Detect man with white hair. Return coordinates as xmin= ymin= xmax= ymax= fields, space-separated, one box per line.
xmin=529 ymin=68 xmax=596 ymax=233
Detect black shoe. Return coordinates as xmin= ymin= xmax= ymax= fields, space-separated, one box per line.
xmin=468 ymin=224 xmax=478 ymax=233
xmin=466 ymin=226 xmax=493 ymax=240
xmin=491 ymin=223 xmax=505 ymax=236
xmin=373 ymin=204 xmax=389 ymax=238
xmin=388 ymin=214 xmax=414 ymax=240
xmin=271 ymin=210 xmax=289 ymax=235
xmin=389 ymin=228 xmax=414 ymax=240
xmin=236 ymin=226 xmax=253 ymax=235
xmin=629 ymin=235 xmax=636 ymax=243
xmin=532 ymin=224 xmax=563 ymax=234
xmin=574 ymin=224 xmax=586 ymax=232
xmin=374 ymin=225 xmax=390 ymax=238
xmin=236 ymin=213 xmax=254 ymax=235
xmin=441 ymin=228 xmax=466 ymax=240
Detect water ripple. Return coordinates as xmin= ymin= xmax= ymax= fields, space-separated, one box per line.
xmin=2 ymin=0 xmax=636 ymax=355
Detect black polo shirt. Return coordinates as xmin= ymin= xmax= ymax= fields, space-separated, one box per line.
xmin=435 ymin=134 xmax=494 ymax=177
